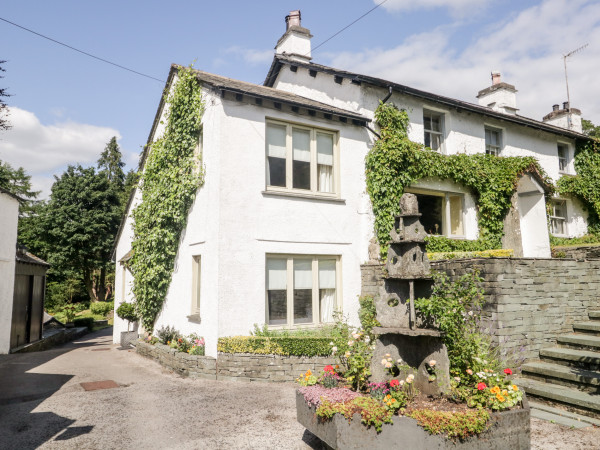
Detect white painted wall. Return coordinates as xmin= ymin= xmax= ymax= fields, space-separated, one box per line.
xmin=0 ymin=192 xmax=19 ymax=354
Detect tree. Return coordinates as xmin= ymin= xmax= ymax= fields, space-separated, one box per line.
xmin=41 ymin=165 xmax=121 ymax=302
xmin=97 ymin=136 xmax=125 ymax=189
xmin=0 ymin=160 xmax=39 ymax=200
xmin=0 ymin=60 xmax=10 ymax=131
xmin=121 ymin=168 xmax=139 ymax=208
xmin=582 ymin=119 xmax=600 ymax=140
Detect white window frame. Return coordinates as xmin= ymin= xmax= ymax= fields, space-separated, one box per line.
xmin=484 ymin=126 xmax=503 ymax=156
xmin=407 ymin=188 xmax=466 ymax=238
xmin=265 ymin=254 xmax=342 ymax=329
xmin=191 ymin=255 xmax=201 ymax=316
xmin=423 ymin=109 xmax=445 ymax=152
xmin=550 ymin=199 xmax=568 ymax=237
xmin=557 ymin=143 xmax=570 ymax=174
xmin=265 ymin=119 xmax=339 ymax=198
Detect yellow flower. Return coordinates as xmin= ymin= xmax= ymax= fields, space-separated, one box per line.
xmin=502 ymin=390 xmax=508 ymax=396
xmin=512 ymin=385 xmax=519 ymax=391
xmin=496 ymin=394 xmax=505 ymax=402
xmin=490 ymin=386 xmax=501 ymax=394
xmin=306 ymin=370 xmax=312 ymax=376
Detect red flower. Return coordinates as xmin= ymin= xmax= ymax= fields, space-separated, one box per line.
xmin=504 ymin=368 xmax=513 ymax=375
xmin=477 ymin=382 xmax=487 ymax=391
xmin=324 ymin=365 xmax=335 ymax=373
xmin=389 ymin=379 xmax=400 ymax=388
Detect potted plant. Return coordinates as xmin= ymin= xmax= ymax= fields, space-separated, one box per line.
xmin=116 ymin=302 xmax=138 ymax=347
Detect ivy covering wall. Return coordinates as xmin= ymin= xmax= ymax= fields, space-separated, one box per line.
xmin=557 ymin=138 xmax=600 ymax=233
xmin=130 ymin=66 xmax=205 ymax=330
xmin=365 ymin=103 xmax=553 ymax=257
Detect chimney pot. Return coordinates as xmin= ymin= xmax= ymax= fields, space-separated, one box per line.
xmin=552 ymin=104 xmax=560 ymax=112
xmin=491 ymin=71 xmax=501 ymax=85
xmin=285 ymin=10 xmax=301 ymax=30
xmin=563 ymin=101 xmax=570 ymax=110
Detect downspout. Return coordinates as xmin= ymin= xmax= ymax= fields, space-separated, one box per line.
xmin=365 ymin=86 xmax=393 ymax=139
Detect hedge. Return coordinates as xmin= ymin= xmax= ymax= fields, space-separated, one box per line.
xmin=217 ymin=336 xmax=333 ymax=357
xmin=73 ymin=317 xmax=95 ymax=330
xmin=428 ymin=249 xmax=514 ymax=261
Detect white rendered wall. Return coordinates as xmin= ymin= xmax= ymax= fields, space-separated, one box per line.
xmin=0 ymin=193 xmax=19 ymax=354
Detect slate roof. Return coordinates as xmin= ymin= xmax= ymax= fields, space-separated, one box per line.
xmin=16 ymin=245 xmax=50 ymax=267
xmin=264 ymin=55 xmax=590 ymax=141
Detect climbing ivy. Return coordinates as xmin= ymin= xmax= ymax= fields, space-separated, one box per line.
xmin=130 ymin=66 xmax=204 ymax=331
xmin=365 ymin=103 xmax=553 ymax=257
xmin=557 ymin=138 xmax=600 ymax=234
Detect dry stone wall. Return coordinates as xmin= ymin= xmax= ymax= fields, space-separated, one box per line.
xmin=135 ymin=341 xmax=335 ymax=382
xmin=361 ymin=258 xmax=600 ymax=364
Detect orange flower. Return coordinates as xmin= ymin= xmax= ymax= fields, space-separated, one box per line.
xmin=490 ymin=386 xmax=500 ymax=394
xmin=306 ymin=370 xmax=312 ymax=376
xmin=512 ymin=385 xmax=519 ymax=391
xmin=502 ymin=390 xmax=508 ymax=396
xmin=496 ymin=394 xmax=505 ymax=402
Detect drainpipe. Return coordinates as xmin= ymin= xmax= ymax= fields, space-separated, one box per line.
xmin=365 ymin=86 xmax=394 ymax=139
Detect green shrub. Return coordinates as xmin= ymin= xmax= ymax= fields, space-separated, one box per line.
xmin=116 ymin=303 xmax=137 ymax=323
xmin=73 ymin=317 xmax=95 ymax=330
xmin=408 ymin=409 xmax=490 ymax=440
xmin=550 ymin=233 xmax=600 ymax=247
xmin=251 ymin=323 xmax=335 ymax=338
xmin=425 ymin=236 xmax=496 ymax=253
xmin=90 ymin=301 xmax=114 ymax=316
xmin=317 ymin=397 xmax=393 ymax=432
xmin=217 ymin=336 xmax=332 ymax=357
xmin=428 ymin=249 xmax=514 ymax=261
xmin=156 ymin=325 xmax=180 ymax=345
xmin=358 ymin=295 xmax=380 ymax=334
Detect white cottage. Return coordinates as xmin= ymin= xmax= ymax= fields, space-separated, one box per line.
xmin=0 ymin=188 xmax=19 ymax=354
xmin=113 ymin=11 xmax=591 ymax=355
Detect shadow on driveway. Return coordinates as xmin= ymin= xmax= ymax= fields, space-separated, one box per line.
xmin=0 ymin=328 xmax=112 ymax=449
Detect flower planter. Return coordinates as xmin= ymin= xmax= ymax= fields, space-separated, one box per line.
xmin=296 ymin=390 xmax=530 ymax=450
xmin=120 ymin=330 xmax=138 ymax=348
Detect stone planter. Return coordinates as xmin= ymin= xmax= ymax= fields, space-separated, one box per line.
xmin=120 ymin=330 xmax=138 ymax=347
xmin=296 ymin=391 xmax=530 ymax=450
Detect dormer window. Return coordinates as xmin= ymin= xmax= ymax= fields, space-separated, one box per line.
xmin=423 ymin=110 xmax=444 ymax=152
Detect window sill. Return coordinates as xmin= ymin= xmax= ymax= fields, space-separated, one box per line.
xmin=187 ymin=314 xmax=201 ymax=324
xmin=262 ymin=190 xmax=346 ymax=203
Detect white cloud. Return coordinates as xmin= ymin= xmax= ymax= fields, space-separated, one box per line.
xmin=223 ymin=46 xmax=274 ymax=65
xmin=0 ymin=106 xmax=120 ymax=198
xmin=333 ymin=0 xmax=600 ymax=124
xmin=378 ymin=0 xmax=491 ymax=17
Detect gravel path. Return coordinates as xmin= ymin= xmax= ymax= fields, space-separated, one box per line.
xmin=0 ymin=328 xmax=597 ymax=449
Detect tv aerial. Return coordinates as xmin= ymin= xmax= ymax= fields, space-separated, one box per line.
xmin=563 ymin=44 xmax=588 ymax=109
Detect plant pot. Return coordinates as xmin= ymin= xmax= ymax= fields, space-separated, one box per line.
xmin=296 ymin=390 xmax=530 ymax=449
xmin=120 ymin=330 xmax=138 ymax=348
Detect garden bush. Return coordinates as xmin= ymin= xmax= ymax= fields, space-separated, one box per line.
xmin=156 ymin=325 xmax=180 ymax=345
xmin=73 ymin=317 xmax=95 ymax=330
xmin=90 ymin=301 xmax=114 ymax=316
xmin=428 ymin=249 xmax=513 ymax=261
xmin=217 ymin=336 xmax=332 ymax=357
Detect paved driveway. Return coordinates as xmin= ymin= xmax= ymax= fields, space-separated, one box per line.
xmin=0 ymin=328 xmax=599 ymax=449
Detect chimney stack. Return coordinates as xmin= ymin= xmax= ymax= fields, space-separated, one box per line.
xmin=543 ymin=101 xmax=582 ymax=133
xmin=275 ymin=10 xmax=312 ymax=63
xmin=477 ymin=71 xmax=518 ymax=115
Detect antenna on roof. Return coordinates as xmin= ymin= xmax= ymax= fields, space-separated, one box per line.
xmin=563 ymin=44 xmax=588 ymax=110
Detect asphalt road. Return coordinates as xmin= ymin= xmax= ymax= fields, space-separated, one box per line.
xmin=0 ymin=328 xmax=598 ymax=449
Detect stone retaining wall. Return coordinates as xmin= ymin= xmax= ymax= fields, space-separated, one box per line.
xmin=361 ymin=258 xmax=600 ymax=363
xmin=136 ymin=341 xmax=336 ymax=382
xmin=553 ymin=245 xmax=600 ymax=260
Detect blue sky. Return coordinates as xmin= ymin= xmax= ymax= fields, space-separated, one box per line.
xmin=1 ymin=0 xmax=599 ymax=197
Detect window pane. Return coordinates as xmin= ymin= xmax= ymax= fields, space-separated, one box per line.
xmin=449 ymin=195 xmax=464 ymax=236
xmin=267 ymin=258 xmax=287 ymax=290
xmin=294 ymin=259 xmax=312 ymax=289
xmin=318 ymin=260 xmax=336 ymax=289
xmin=192 ymin=256 xmax=201 ymax=313
xmin=267 ymin=157 xmax=286 ymax=187
xmin=294 ymin=259 xmax=312 ymax=324
xmin=266 ymin=124 xmax=287 ymax=187
xmin=317 ymin=133 xmax=333 ymax=165
xmin=318 ymin=165 xmax=333 ymax=193
xmin=320 ymin=289 xmax=335 ymax=323
xmin=415 ymin=194 xmax=443 ymax=235
xmin=268 ymin=290 xmax=287 ymax=325
xmin=293 ymin=129 xmax=311 ymax=190
xmin=430 ymin=115 xmax=441 ymax=132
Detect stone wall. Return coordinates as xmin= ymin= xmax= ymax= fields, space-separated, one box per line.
xmin=136 ymin=341 xmax=335 ymax=382
xmin=553 ymin=245 xmax=600 ymax=260
xmin=361 ymin=258 xmax=600 ymax=364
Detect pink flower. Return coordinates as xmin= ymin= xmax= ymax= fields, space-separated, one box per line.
xmin=389 ymin=379 xmax=400 ymax=388
xmin=477 ymin=382 xmax=487 ymax=391
xmin=466 ymin=369 xmax=473 ymax=375
xmin=504 ymin=368 xmax=513 ymax=375
xmin=324 ymin=365 xmax=335 ymax=373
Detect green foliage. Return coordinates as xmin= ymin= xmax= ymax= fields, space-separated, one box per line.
xmin=116 ymin=302 xmax=137 ymax=323
xmin=550 ymin=233 xmax=600 ymax=247
xmin=97 ymin=137 xmax=125 ymax=190
xmin=73 ymin=317 xmax=95 ymax=330
xmin=358 ymin=295 xmax=380 ymax=335
xmin=428 ymin=249 xmax=514 ymax=261
xmin=582 ymin=118 xmax=600 ymax=140
xmin=425 ymin=236 xmax=493 ymax=253
xmin=0 ymin=160 xmax=39 ymax=200
xmin=408 ymin=409 xmax=490 ymax=440
xmin=414 ymin=270 xmax=491 ymax=376
xmin=41 ymin=165 xmax=121 ymax=302
xmin=63 ymin=304 xmax=77 ymax=323
xmin=250 ymin=323 xmax=335 ymax=338
xmin=156 ymin=325 xmax=179 ymax=345
xmin=130 ymin=66 xmax=204 ymax=331
xmin=557 ymin=138 xmax=600 ymax=233
xmin=91 ymin=301 xmax=114 ymax=316
xmin=365 ymin=103 xmax=552 ymax=258
xmin=317 ymin=397 xmax=393 ymax=432
xmin=217 ymin=336 xmax=333 ymax=357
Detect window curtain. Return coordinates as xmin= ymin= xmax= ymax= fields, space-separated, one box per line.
xmin=267 ymin=258 xmax=287 ymax=290
xmin=317 ymin=133 xmax=333 ymax=193
xmin=266 ymin=124 xmax=286 ymax=185
xmin=319 ymin=260 xmax=336 ymax=323
xmin=292 ymin=129 xmax=311 ymax=163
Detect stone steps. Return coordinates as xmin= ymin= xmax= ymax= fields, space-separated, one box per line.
xmin=521 ymin=361 xmax=600 ymax=392
xmin=588 ymin=311 xmax=600 ymax=320
xmin=558 ymin=333 xmax=600 ymax=351
xmin=514 ymin=378 xmax=600 ymax=418
xmin=540 ymin=347 xmax=600 ymax=371
xmin=529 ymin=401 xmax=599 ymax=428
xmin=573 ymin=322 xmax=600 ymax=334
